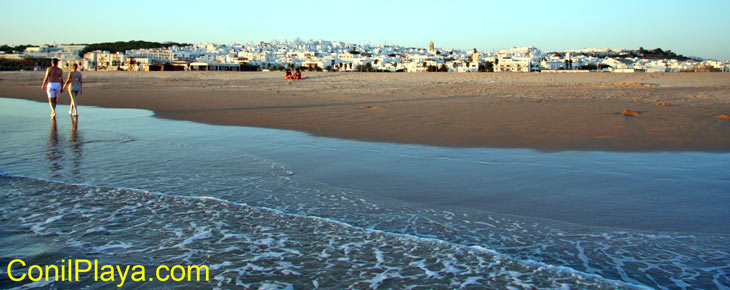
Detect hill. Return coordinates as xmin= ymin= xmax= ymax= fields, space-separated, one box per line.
xmin=80 ymin=40 xmax=190 ymax=56
xmin=629 ymin=47 xmax=697 ymax=61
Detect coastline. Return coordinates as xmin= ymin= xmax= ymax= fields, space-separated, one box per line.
xmin=1 ymin=71 xmax=729 ymax=151
xmin=2 ymin=78 xmax=730 ymax=289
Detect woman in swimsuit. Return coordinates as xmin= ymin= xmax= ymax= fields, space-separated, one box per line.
xmin=62 ymin=63 xmax=83 ymax=116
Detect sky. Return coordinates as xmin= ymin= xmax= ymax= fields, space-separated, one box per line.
xmin=2 ymin=0 xmax=729 ymax=60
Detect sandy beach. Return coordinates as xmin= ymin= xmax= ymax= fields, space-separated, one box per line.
xmin=2 ymin=74 xmax=730 ymax=289
xmin=1 ymin=71 xmax=729 ymax=151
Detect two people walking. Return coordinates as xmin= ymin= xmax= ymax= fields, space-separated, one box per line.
xmin=41 ymin=58 xmax=83 ymax=118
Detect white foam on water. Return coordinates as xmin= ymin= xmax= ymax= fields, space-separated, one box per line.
xmin=29 ymin=214 xmax=64 ymax=234
xmin=1 ymin=175 xmax=654 ymax=289
xmin=0 ymin=111 xmax=728 ymax=289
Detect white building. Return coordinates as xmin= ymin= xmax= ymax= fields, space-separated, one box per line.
xmin=540 ymin=53 xmax=567 ymax=70
xmin=24 ymin=45 xmax=62 ymax=58
xmin=127 ymin=48 xmax=176 ymax=64
xmin=18 ymin=39 xmax=721 ymax=74
xmin=495 ymin=56 xmax=532 ymax=72
xmin=83 ymin=50 xmax=126 ymax=71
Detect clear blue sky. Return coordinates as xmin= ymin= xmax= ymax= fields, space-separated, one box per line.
xmin=3 ymin=0 xmax=729 ymax=60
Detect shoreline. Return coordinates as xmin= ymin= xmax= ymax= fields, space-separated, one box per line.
xmin=2 ymin=71 xmax=729 ymax=151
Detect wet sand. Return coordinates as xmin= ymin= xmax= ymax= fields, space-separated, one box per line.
xmin=1 ymin=71 xmax=729 ymax=151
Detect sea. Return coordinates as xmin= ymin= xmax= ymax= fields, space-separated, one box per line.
xmin=0 ymin=97 xmax=728 ymax=289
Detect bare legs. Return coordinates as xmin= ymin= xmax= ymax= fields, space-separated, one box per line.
xmin=68 ymin=90 xmax=79 ymax=116
xmin=48 ymin=97 xmax=57 ymax=119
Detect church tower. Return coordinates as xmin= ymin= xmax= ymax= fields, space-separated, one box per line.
xmin=470 ymin=49 xmax=480 ymax=62
xmin=429 ymin=41 xmax=434 ymax=53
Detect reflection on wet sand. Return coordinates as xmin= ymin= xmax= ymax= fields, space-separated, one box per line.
xmin=69 ymin=115 xmax=83 ymax=179
xmin=46 ymin=119 xmax=62 ymax=178
xmin=45 ymin=117 xmax=83 ymax=180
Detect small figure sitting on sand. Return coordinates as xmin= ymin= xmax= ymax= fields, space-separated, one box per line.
xmin=62 ymin=63 xmax=83 ymax=116
xmin=294 ymin=68 xmax=302 ymax=80
xmin=622 ymin=109 xmax=641 ymax=117
xmin=285 ymin=69 xmax=293 ymax=80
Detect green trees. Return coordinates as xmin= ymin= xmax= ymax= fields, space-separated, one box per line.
xmin=578 ymin=64 xmax=611 ymax=70
xmin=80 ymin=41 xmax=189 ymax=56
xmin=0 ymin=44 xmax=33 ymax=54
xmin=357 ymin=63 xmax=374 ymax=72
xmin=631 ymin=47 xmax=689 ymax=60
xmin=579 ymin=64 xmax=597 ymax=70
xmin=480 ymin=61 xmax=494 ymax=72
xmin=0 ymin=58 xmax=49 ymax=71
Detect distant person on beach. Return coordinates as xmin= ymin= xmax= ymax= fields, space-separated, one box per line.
xmin=294 ymin=68 xmax=302 ymax=80
xmin=41 ymin=58 xmax=63 ymax=119
xmin=62 ymin=63 xmax=83 ymax=116
xmin=285 ymin=69 xmax=293 ymax=80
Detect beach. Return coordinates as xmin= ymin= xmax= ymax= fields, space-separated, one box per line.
xmin=5 ymin=0 xmax=730 ymax=287
xmin=1 ymin=90 xmax=729 ymax=288
xmin=1 ymin=71 xmax=729 ymax=151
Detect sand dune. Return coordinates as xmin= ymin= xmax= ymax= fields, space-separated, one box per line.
xmin=1 ymin=71 xmax=729 ymax=151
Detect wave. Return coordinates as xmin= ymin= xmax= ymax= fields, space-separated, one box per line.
xmin=0 ymin=174 xmax=651 ymax=289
